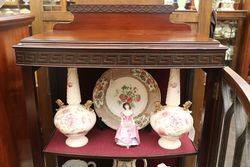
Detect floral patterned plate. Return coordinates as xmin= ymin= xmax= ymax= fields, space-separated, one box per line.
xmin=93 ymin=69 xmax=161 ymax=130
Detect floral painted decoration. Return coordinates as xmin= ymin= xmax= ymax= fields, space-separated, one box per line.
xmin=93 ymin=69 xmax=161 ymax=130
xmin=134 ymin=115 xmax=150 ymax=128
xmin=131 ymin=69 xmax=157 ymax=91
xmin=93 ymin=77 xmax=109 ymax=108
xmin=115 ymin=84 xmax=141 ymax=109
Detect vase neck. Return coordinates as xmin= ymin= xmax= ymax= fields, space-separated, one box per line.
xmin=67 ymin=68 xmax=81 ymax=105
xmin=166 ymin=69 xmax=180 ymax=106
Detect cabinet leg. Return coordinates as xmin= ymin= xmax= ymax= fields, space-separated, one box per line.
xmin=37 ymin=68 xmax=57 ymax=167
xmin=198 ymin=69 xmax=223 ymax=167
xmin=22 ymin=67 xmax=45 ymax=167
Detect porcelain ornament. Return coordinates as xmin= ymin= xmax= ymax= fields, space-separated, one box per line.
xmin=150 ymin=69 xmax=194 ymax=150
xmin=54 ymin=68 xmax=96 ymax=148
xmin=115 ymin=103 xmax=140 ymax=148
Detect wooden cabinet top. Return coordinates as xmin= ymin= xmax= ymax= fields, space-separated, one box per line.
xmin=17 ymin=29 xmax=222 ymax=48
xmin=0 ymin=14 xmax=34 ymax=30
xmin=13 ymin=5 xmax=227 ymax=69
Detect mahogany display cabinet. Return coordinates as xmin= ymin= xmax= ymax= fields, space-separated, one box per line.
xmin=13 ymin=4 xmax=250 ymax=167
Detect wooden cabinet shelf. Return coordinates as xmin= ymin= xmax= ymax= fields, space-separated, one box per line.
xmin=44 ymin=128 xmax=197 ymax=159
xmin=217 ymin=10 xmax=247 ymax=20
xmin=14 ymin=4 xmax=230 ymax=167
xmin=216 ymin=37 xmax=236 ymax=46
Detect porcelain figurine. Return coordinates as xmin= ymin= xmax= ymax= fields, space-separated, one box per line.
xmin=177 ymin=0 xmax=187 ymax=10
xmin=115 ymin=103 xmax=140 ymax=148
xmin=54 ymin=68 xmax=96 ymax=148
xmin=150 ymin=69 xmax=193 ymax=150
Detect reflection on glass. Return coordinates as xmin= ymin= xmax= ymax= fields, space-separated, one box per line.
xmin=214 ymin=21 xmax=237 ymax=64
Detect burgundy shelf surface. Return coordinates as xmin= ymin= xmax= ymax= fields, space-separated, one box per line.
xmin=44 ymin=128 xmax=197 ymax=159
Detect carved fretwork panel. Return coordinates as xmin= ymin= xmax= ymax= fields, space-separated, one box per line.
xmin=15 ymin=50 xmax=225 ymax=68
xmin=68 ymin=5 xmax=175 ymax=13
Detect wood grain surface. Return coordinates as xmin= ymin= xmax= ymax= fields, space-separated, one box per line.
xmin=0 ymin=14 xmax=34 ymax=167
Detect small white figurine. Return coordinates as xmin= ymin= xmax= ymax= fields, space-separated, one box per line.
xmin=115 ymin=103 xmax=140 ymax=148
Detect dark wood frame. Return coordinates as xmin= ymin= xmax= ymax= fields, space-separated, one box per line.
xmin=14 ymin=48 xmax=226 ymax=68
xmin=14 ymin=4 xmax=250 ymax=167
xmin=19 ymin=66 xmax=226 ymax=167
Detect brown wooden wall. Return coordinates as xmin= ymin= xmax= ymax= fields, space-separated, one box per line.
xmin=0 ymin=14 xmax=34 ymax=167
xmin=241 ymin=1 xmax=250 ymax=82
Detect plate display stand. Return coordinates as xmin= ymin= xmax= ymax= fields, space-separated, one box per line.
xmin=14 ymin=4 xmax=227 ymax=167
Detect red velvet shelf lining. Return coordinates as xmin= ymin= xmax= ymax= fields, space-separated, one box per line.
xmin=44 ymin=128 xmax=197 ymax=159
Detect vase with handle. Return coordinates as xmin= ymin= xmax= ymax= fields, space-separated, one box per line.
xmin=150 ymin=69 xmax=193 ymax=150
xmin=54 ymin=68 xmax=96 ymax=148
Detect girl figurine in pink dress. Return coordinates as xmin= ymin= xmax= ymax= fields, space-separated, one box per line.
xmin=115 ymin=103 xmax=140 ymax=148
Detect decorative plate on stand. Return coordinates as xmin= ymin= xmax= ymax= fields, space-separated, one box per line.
xmin=93 ymin=69 xmax=161 ymax=130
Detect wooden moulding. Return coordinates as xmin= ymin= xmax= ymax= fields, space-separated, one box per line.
xmin=67 ymin=4 xmax=175 ymax=13
xmin=13 ymin=51 xmax=226 ymax=68
xmin=14 ymin=41 xmax=227 ymax=68
xmin=0 ymin=14 xmax=35 ymax=30
xmin=13 ymin=5 xmax=227 ymax=68
xmin=217 ymin=10 xmax=248 ymax=20
xmin=53 ymin=5 xmax=190 ymax=31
